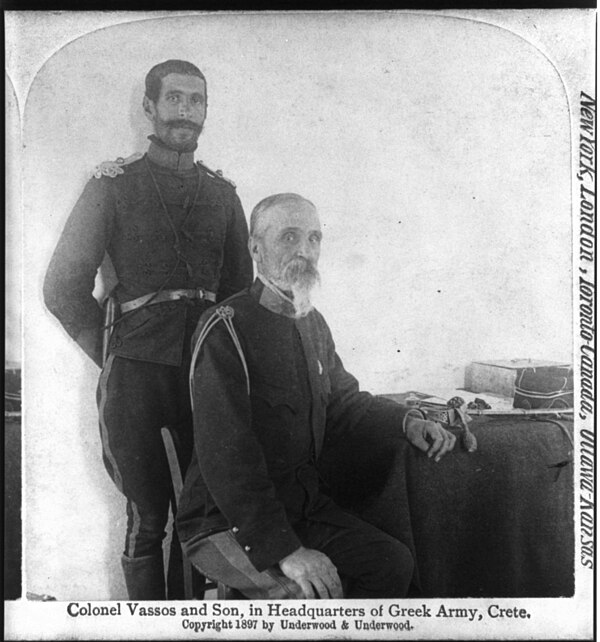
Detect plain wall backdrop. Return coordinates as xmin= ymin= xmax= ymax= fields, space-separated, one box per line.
xmin=9 ymin=11 xmax=586 ymax=599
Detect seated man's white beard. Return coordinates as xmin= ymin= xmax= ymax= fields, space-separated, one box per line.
xmin=289 ymin=281 xmax=315 ymax=318
xmin=279 ymin=260 xmax=320 ymax=318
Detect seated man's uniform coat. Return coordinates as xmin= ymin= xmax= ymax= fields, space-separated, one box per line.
xmin=177 ymin=278 xmax=414 ymax=573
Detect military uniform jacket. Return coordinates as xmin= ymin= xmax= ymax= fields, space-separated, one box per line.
xmin=43 ymin=138 xmax=253 ymax=366
xmin=176 ymin=278 xmax=412 ymax=572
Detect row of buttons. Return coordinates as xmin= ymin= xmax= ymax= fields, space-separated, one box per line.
xmin=231 ymin=526 xmax=251 ymax=552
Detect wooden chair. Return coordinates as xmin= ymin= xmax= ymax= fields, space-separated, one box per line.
xmin=161 ymin=426 xmax=237 ymax=599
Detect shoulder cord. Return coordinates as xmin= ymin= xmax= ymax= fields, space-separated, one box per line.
xmin=189 ymin=306 xmax=250 ymax=412
xmin=144 ymin=156 xmax=202 ymax=273
xmin=101 ymin=158 xmax=202 ymax=331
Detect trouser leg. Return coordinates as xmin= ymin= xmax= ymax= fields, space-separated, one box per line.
xmin=97 ymin=355 xmax=193 ymax=599
xmin=298 ymin=513 xmax=414 ymax=598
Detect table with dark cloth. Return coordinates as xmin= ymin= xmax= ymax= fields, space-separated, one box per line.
xmin=318 ymin=407 xmax=574 ymax=598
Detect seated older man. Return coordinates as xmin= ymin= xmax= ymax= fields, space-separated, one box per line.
xmin=176 ymin=193 xmax=455 ymax=599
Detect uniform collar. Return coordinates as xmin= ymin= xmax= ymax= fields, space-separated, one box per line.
xmin=251 ymin=277 xmax=297 ymax=319
xmin=146 ymin=135 xmax=196 ymax=172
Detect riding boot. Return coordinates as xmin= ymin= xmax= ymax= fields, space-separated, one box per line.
xmin=121 ymin=553 xmax=166 ymax=600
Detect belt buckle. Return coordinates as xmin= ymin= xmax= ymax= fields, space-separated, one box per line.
xmin=195 ymin=287 xmax=206 ymax=300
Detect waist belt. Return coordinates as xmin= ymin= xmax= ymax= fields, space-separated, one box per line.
xmin=121 ymin=288 xmax=217 ymax=313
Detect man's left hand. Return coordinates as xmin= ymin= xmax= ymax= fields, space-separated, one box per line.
xmin=404 ymin=416 xmax=456 ymax=462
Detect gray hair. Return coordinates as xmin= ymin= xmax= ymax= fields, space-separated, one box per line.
xmin=249 ymin=193 xmax=316 ymax=237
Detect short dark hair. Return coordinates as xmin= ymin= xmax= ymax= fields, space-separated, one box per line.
xmin=145 ymin=60 xmax=206 ymax=102
xmin=250 ymin=193 xmax=316 ymax=237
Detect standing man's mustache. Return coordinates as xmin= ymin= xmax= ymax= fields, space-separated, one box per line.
xmin=165 ymin=119 xmax=203 ymax=133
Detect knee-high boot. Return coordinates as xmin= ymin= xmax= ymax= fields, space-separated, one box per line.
xmin=121 ymin=553 xmax=166 ymax=600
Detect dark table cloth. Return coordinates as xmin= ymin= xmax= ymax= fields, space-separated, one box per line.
xmin=319 ymin=412 xmax=574 ymax=598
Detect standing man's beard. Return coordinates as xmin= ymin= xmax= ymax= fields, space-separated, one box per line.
xmin=158 ymin=119 xmax=204 ymax=152
xmin=275 ymin=257 xmax=320 ymax=318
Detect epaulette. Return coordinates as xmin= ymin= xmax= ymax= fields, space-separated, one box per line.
xmin=196 ymin=160 xmax=237 ymax=188
xmin=93 ymin=152 xmax=143 ymax=179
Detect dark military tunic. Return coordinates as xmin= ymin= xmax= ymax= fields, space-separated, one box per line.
xmin=44 ymin=136 xmax=253 ymax=366
xmin=177 ymin=278 xmax=414 ymax=573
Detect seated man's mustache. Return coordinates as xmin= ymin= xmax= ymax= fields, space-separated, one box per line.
xmin=284 ymin=257 xmax=319 ymax=283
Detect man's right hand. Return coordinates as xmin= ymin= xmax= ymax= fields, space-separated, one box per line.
xmin=279 ymin=546 xmax=343 ymax=599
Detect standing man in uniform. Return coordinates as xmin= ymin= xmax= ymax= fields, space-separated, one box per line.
xmin=176 ymin=193 xmax=455 ymax=598
xmin=43 ymin=59 xmax=253 ymax=599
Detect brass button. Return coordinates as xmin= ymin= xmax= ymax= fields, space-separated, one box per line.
xmin=232 ymin=527 xmax=239 ymax=534
xmin=244 ymin=545 xmax=251 ymax=552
